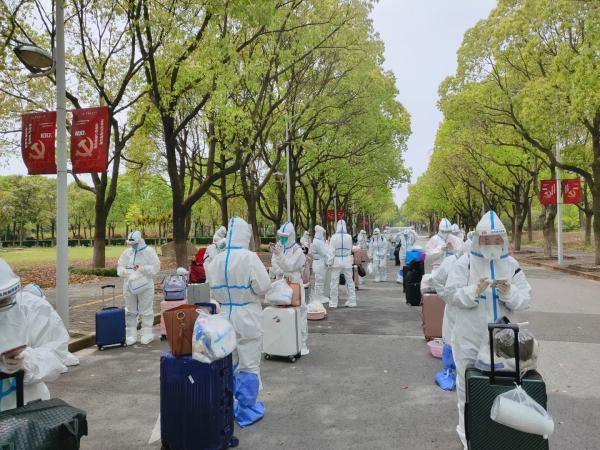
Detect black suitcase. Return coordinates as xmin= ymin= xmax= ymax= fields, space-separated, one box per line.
xmin=0 ymin=371 xmax=88 ymax=450
xmin=465 ymin=323 xmax=549 ymax=450
xmin=404 ymin=269 xmax=422 ymax=306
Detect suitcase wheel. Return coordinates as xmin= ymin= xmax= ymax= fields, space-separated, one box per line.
xmin=288 ymin=355 xmax=296 ymax=363
xmin=264 ymin=354 xmax=271 ymax=360
xmin=121 ymin=342 xmax=126 ymax=347
xmin=160 ymin=335 xmax=167 ymax=341
xmin=98 ymin=345 xmax=104 ymax=351
xmin=229 ymin=436 xmax=239 ymax=448
xmin=161 ymin=441 xmax=170 ymax=450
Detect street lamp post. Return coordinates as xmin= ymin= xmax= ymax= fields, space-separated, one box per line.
xmin=285 ymin=116 xmax=291 ymax=223
xmin=556 ymin=140 xmax=564 ymax=265
xmin=13 ymin=0 xmax=69 ymax=327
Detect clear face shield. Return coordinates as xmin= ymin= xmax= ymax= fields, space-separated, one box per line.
xmin=0 ymin=293 xmax=17 ymax=312
xmin=478 ymin=234 xmax=505 ymax=260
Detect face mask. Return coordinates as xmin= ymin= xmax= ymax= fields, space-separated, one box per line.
xmin=279 ymin=236 xmax=288 ymax=246
xmin=480 ymin=245 xmax=504 ymax=260
xmin=217 ymin=239 xmax=226 ymax=251
xmin=0 ymin=294 xmax=17 ymax=312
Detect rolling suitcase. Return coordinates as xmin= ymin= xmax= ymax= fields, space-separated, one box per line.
xmin=0 ymin=371 xmax=88 ymax=449
xmin=465 ymin=323 xmax=549 ymax=450
xmin=421 ymin=293 xmax=445 ymax=340
xmin=160 ymin=353 xmax=238 ymax=450
xmin=95 ymin=284 xmax=126 ymax=350
xmin=159 ymin=299 xmax=188 ymax=340
xmin=263 ymin=306 xmax=302 ymax=363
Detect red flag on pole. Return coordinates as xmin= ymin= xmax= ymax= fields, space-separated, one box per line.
xmin=70 ymin=106 xmax=110 ymax=173
xmin=562 ymin=179 xmax=582 ymax=204
xmin=540 ymin=180 xmax=557 ymax=205
xmin=21 ymin=111 xmax=57 ymax=175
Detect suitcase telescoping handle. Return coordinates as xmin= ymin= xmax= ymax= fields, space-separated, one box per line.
xmin=488 ymin=322 xmax=521 ymax=385
xmin=101 ymin=284 xmax=116 ymax=308
xmin=0 ymin=370 xmax=25 ymax=407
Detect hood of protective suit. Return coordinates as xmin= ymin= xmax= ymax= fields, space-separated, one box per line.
xmin=438 ymin=218 xmax=452 ymax=235
xmin=373 ymin=228 xmax=380 ymax=236
xmin=225 ymin=217 xmax=250 ymax=250
xmin=467 ymin=231 xmax=474 ymax=241
xmin=336 ymin=220 xmax=347 ymax=234
xmin=471 ymin=211 xmax=509 ymax=260
xmin=315 ymin=225 xmax=326 ymax=240
xmin=277 ymin=221 xmax=297 ymax=251
xmin=451 ymin=224 xmax=461 ymax=236
xmin=358 ymin=230 xmax=367 ymax=237
xmin=127 ymin=230 xmax=146 ymax=249
xmin=0 ymin=258 xmax=20 ymax=311
xmin=213 ymin=226 xmax=227 ymax=244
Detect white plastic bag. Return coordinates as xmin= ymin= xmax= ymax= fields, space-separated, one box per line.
xmin=366 ymin=263 xmax=373 ymax=275
xmin=490 ymin=385 xmax=554 ymax=438
xmin=265 ymin=278 xmax=293 ymax=306
xmin=192 ymin=312 xmax=237 ymax=364
xmin=128 ymin=271 xmax=151 ymax=295
xmin=307 ymin=301 xmax=327 ymax=315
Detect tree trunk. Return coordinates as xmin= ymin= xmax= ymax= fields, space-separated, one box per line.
xmin=173 ymin=206 xmax=189 ymax=266
xmin=541 ymin=205 xmax=557 ymax=258
xmin=584 ymin=210 xmax=593 ymax=246
xmin=527 ymin=201 xmax=533 ymax=243
xmin=219 ymin=166 xmax=228 ymax=227
xmin=247 ymin=194 xmax=261 ymax=248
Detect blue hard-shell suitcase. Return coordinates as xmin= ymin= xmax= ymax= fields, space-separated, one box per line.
xmin=95 ymin=284 xmax=126 ymax=350
xmin=160 ymin=353 xmax=238 ymax=450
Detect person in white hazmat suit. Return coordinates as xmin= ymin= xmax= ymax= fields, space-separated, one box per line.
xmin=117 ymin=230 xmax=161 ymax=345
xmin=399 ymin=228 xmax=418 ymax=266
xmin=271 ymin=221 xmax=309 ymax=356
xmin=205 ymin=216 xmax=271 ymax=427
xmin=328 ymin=220 xmax=357 ymax=308
xmin=204 ymin=225 xmax=227 ymax=268
xmin=445 ymin=211 xmax=531 ymax=449
xmin=309 ymin=225 xmax=332 ymax=304
xmin=451 ymin=223 xmax=464 ymax=242
xmin=0 ymin=258 xmax=78 ymax=411
xmin=300 ymin=231 xmax=311 ymax=248
xmin=368 ymin=228 xmax=389 ymax=282
xmin=425 ymin=218 xmax=463 ymax=272
xmin=462 ymin=231 xmax=474 ymax=255
xmin=357 ymin=229 xmax=369 ymax=250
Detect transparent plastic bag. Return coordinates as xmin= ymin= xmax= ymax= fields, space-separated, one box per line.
xmin=265 ymin=278 xmax=293 ymax=306
xmin=192 ymin=312 xmax=237 ymax=363
xmin=490 ymin=385 xmax=554 ymax=438
xmin=475 ymin=328 xmax=539 ymax=374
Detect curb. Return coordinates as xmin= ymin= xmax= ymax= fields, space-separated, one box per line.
xmin=68 ymin=312 xmax=162 ymax=353
xmin=518 ymin=257 xmax=600 ymax=283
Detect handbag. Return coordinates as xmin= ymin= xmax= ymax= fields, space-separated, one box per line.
xmin=288 ymin=280 xmax=301 ymax=307
xmin=163 ymin=304 xmax=198 ymax=357
xmin=128 ymin=271 xmax=151 ymax=295
xmin=357 ymin=264 xmax=366 ymax=277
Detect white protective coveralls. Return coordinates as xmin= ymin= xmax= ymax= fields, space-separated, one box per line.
xmin=117 ymin=230 xmax=161 ymax=345
xmin=400 ymin=228 xmax=418 ymax=266
xmin=205 ymin=216 xmax=271 ymax=426
xmin=368 ymin=228 xmax=389 ymax=282
xmin=357 ymin=230 xmax=369 ymax=250
xmin=425 ymin=218 xmax=463 ymax=272
xmin=445 ymin=211 xmax=531 ymax=448
xmin=0 ymin=258 xmax=78 ymax=411
xmin=300 ymin=231 xmax=311 ymax=248
xmin=451 ymin=223 xmax=465 ymax=242
xmin=271 ymin=222 xmax=309 ymax=355
xmin=328 ymin=220 xmax=356 ymax=308
xmin=309 ymin=225 xmax=332 ymax=304
xmin=204 ymin=226 xmax=227 ymax=268
xmin=462 ymin=231 xmax=474 ymax=256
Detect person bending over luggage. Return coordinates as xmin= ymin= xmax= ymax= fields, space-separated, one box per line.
xmin=206 ymin=217 xmax=271 ymax=427
xmin=204 ymin=226 xmax=227 ymax=269
xmin=445 ymin=211 xmax=531 ymax=450
xmin=271 ymin=221 xmax=309 ymax=355
xmin=0 ymin=258 xmax=78 ymax=411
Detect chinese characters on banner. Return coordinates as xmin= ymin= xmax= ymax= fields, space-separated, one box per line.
xmin=327 ymin=210 xmax=345 ymax=222
xmin=70 ymin=106 xmax=110 ymax=173
xmin=21 ymin=111 xmax=57 ymax=175
xmin=540 ymin=179 xmax=582 ymax=205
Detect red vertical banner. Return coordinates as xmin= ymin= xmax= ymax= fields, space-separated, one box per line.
xmin=70 ymin=106 xmax=110 ymax=173
xmin=540 ymin=180 xmax=557 ymax=205
xmin=327 ymin=210 xmax=335 ymax=222
xmin=21 ymin=111 xmax=57 ymax=175
xmin=562 ymin=179 xmax=582 ymax=204
xmin=337 ymin=209 xmax=345 ymax=220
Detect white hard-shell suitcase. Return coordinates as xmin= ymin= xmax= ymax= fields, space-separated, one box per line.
xmin=263 ymin=306 xmax=302 ymax=363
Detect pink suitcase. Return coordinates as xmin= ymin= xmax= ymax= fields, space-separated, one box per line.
xmin=160 ymin=299 xmax=188 ymax=339
xmin=421 ymin=293 xmax=445 ymax=341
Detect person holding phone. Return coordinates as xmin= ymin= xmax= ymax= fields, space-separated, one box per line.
xmin=0 ymin=258 xmax=74 ymax=411
xmin=444 ymin=211 xmax=531 ymax=449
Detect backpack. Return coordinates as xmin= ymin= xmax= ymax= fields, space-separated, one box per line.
xmin=189 ymin=248 xmax=207 ymax=284
xmin=163 ymin=274 xmax=187 ymax=301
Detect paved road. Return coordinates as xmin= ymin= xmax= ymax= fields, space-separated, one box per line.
xmin=47 ymin=260 xmax=600 ymax=449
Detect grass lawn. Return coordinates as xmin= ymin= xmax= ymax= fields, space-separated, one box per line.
xmin=0 ymin=246 xmax=126 ymax=270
